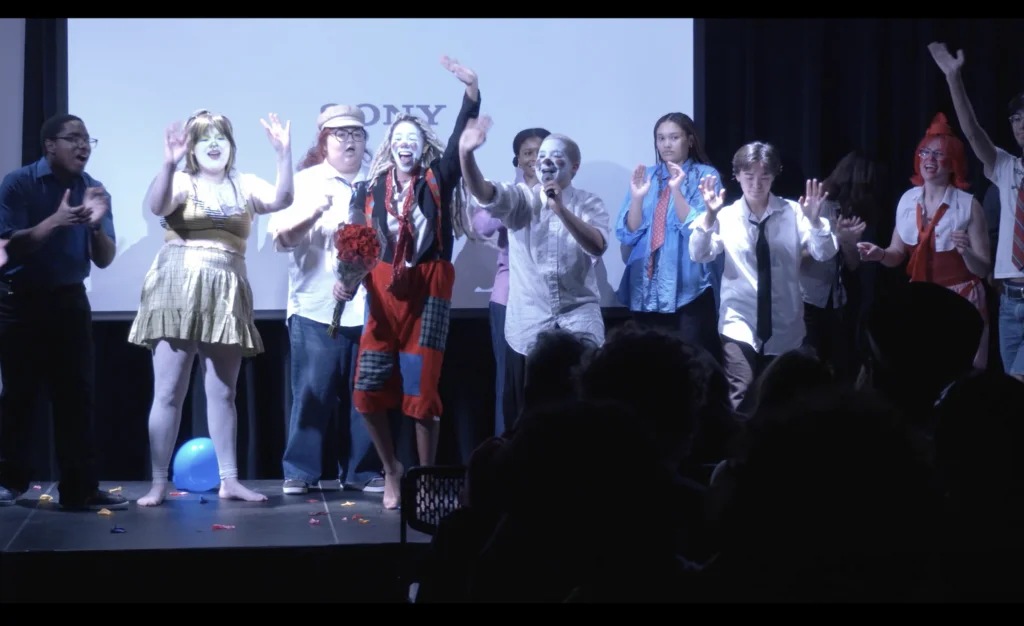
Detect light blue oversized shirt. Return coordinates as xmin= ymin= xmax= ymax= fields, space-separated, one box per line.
xmin=615 ymin=160 xmax=723 ymax=313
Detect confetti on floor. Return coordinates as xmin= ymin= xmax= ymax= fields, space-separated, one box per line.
xmin=307 ymin=499 xmax=318 ymax=503
xmin=169 ymin=491 xmax=188 ymax=496
xmin=32 ymin=485 xmax=41 ymax=490
xmin=110 ymin=526 xmax=126 ymax=534
xmin=308 ymin=511 xmax=327 ymax=516
xmin=308 ymin=518 xmax=321 ymax=525
xmin=340 ymin=501 xmax=355 ymax=507
xmin=359 ymin=519 xmax=370 ymax=524
xmin=108 ymin=486 xmax=122 ymax=493
xmin=38 ymin=494 xmax=53 ymax=502
xmin=97 ymin=508 xmax=113 ymax=516
xmin=211 ymin=524 xmax=235 ymax=530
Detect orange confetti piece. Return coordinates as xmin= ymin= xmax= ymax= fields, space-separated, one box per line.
xmin=97 ymin=508 xmax=113 ymax=516
xmin=38 ymin=494 xmax=53 ymax=502
xmin=359 ymin=519 xmax=370 ymax=524
xmin=340 ymin=501 xmax=355 ymax=507
xmin=169 ymin=491 xmax=188 ymax=496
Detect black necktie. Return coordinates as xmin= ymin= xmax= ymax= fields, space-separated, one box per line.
xmin=753 ymin=214 xmax=773 ymax=346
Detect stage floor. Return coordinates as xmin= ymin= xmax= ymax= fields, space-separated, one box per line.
xmin=1 ymin=480 xmax=428 ymax=552
xmin=0 ymin=480 xmax=430 ymax=602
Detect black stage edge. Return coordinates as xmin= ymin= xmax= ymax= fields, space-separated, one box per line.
xmin=0 ymin=481 xmax=429 ymax=603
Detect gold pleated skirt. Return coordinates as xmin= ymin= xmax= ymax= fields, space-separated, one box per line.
xmin=127 ymin=242 xmax=264 ymax=356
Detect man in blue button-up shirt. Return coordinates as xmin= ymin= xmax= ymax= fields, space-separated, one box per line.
xmin=0 ymin=114 xmax=127 ymax=511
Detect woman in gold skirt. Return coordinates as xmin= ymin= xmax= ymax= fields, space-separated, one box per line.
xmin=129 ymin=110 xmax=294 ymax=506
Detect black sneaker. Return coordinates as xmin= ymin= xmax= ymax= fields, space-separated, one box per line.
xmin=60 ymin=489 xmax=130 ymax=511
xmin=0 ymin=485 xmax=22 ymax=506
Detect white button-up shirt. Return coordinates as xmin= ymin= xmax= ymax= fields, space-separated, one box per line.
xmin=690 ymin=193 xmax=838 ymax=355
xmin=985 ymin=147 xmax=1024 ymax=281
xmin=474 ymin=181 xmax=611 ymax=356
xmin=269 ymin=162 xmax=369 ymax=328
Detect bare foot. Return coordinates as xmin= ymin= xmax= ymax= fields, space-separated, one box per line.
xmin=137 ymin=482 xmax=169 ymax=507
xmin=218 ymin=478 xmax=268 ymax=502
xmin=382 ymin=462 xmax=404 ymax=510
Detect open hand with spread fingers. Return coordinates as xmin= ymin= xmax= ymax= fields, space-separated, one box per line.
xmin=630 ymin=164 xmax=651 ymax=199
xmin=459 ymin=115 xmax=492 ymax=154
xmin=798 ymin=178 xmax=828 ymax=222
xmin=699 ymin=175 xmax=726 ymax=215
xmin=260 ymin=113 xmax=291 ymax=156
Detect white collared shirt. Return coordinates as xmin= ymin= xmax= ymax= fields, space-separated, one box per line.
xmin=985 ymin=147 xmax=1024 ymax=281
xmin=690 ymin=193 xmax=838 ymax=355
xmin=268 ymin=161 xmax=369 ymax=327
xmin=474 ymin=181 xmax=611 ymax=356
xmin=894 ymin=184 xmax=974 ymax=250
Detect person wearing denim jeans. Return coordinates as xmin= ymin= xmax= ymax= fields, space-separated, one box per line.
xmin=269 ymin=104 xmax=383 ymax=495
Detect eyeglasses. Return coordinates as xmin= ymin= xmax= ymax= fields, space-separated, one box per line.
xmin=57 ymin=135 xmax=98 ymax=148
xmin=918 ymin=149 xmax=945 ymax=160
xmin=329 ymin=128 xmax=366 ymax=142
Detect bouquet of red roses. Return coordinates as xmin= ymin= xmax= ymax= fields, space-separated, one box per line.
xmin=326 ymin=221 xmax=383 ymax=338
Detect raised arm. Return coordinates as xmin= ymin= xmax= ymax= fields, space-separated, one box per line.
xmin=436 ymin=55 xmax=481 ymax=186
xmin=458 ymin=116 xmax=533 ymax=231
xmin=689 ymin=175 xmax=727 ymax=263
xmin=146 ymin=122 xmax=189 ymax=217
xmin=797 ymin=179 xmax=838 ymax=262
xmin=251 ymin=113 xmax=294 ymax=214
xmin=928 ymin=43 xmax=998 ymax=174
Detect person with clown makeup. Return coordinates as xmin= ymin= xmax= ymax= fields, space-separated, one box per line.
xmin=459 ymin=115 xmax=611 ymax=427
xmin=341 ymin=55 xmax=480 ymax=509
xmin=128 ymin=109 xmax=295 ymax=506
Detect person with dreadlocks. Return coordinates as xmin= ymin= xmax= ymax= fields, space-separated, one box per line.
xmin=857 ymin=113 xmax=991 ymax=368
xmin=339 ymin=55 xmax=479 ymax=509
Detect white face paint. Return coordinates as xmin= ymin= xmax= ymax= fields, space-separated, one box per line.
xmin=534 ymin=137 xmax=574 ymax=188
xmin=194 ymin=129 xmax=231 ymax=173
xmin=390 ymin=121 xmax=423 ymax=173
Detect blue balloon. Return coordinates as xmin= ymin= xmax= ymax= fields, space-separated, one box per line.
xmin=172 ymin=437 xmax=220 ymax=493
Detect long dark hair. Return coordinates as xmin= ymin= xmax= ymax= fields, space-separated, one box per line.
xmin=653 ymin=112 xmax=711 ymax=166
xmin=821 ymin=150 xmax=884 ymax=222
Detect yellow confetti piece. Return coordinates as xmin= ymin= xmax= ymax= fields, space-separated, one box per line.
xmin=108 ymin=486 xmax=122 ymax=493
xmin=97 ymin=508 xmax=113 ymax=516
xmin=38 ymin=494 xmax=53 ymax=501
xmin=340 ymin=501 xmax=355 ymax=507
xmin=359 ymin=519 xmax=370 ymax=524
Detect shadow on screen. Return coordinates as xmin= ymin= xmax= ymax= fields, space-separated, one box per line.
xmin=572 ymin=159 xmax=630 ymax=308
xmin=452 ymin=239 xmax=499 ymax=310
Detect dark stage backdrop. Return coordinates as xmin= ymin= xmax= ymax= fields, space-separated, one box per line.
xmin=18 ymin=18 xmax=1024 ymax=481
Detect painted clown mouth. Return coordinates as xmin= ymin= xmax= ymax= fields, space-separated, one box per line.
xmin=397 ymin=151 xmax=414 ymax=164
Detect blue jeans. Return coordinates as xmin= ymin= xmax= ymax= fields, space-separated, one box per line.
xmin=282 ymin=315 xmax=381 ymax=485
xmin=999 ymin=292 xmax=1024 ymax=376
xmin=489 ymin=302 xmax=507 ymax=437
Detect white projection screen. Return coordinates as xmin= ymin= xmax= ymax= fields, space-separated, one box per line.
xmin=67 ymin=18 xmax=695 ymax=316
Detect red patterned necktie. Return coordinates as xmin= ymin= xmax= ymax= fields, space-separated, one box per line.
xmin=1013 ymin=178 xmax=1024 ymax=271
xmin=646 ymin=184 xmax=672 ymax=279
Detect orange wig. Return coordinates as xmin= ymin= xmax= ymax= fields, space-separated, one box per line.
xmin=910 ymin=113 xmax=970 ymax=190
